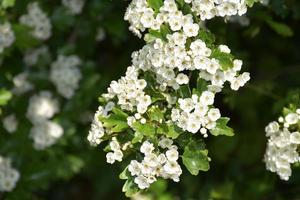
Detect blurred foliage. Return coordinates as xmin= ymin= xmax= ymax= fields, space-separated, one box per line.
xmin=0 ymin=0 xmax=300 ymax=199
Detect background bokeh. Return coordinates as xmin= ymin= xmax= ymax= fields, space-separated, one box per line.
xmin=0 ymin=0 xmax=300 ymax=199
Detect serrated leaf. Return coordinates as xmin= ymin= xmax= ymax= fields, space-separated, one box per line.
xmin=132 ymin=131 xmax=144 ymax=144
xmin=147 ymin=0 xmax=163 ymax=12
xmin=122 ymin=177 xmax=139 ymax=197
xmin=99 ymin=108 xmax=129 ymax=132
xmin=211 ymin=49 xmax=234 ymax=71
xmin=132 ymin=121 xmax=156 ymax=137
xmin=195 ymin=78 xmax=208 ymax=95
xmin=182 ymin=139 xmax=210 ymax=175
xmin=12 ymin=24 xmax=40 ymax=50
xmin=210 ymin=117 xmax=235 ymax=137
xmin=148 ymin=106 xmax=164 ymax=122
xmin=166 ymin=123 xmax=183 ymax=139
xmin=179 ymin=85 xmax=192 ymax=98
xmin=197 ymin=29 xmax=215 ymax=47
xmin=119 ymin=167 xmax=130 ymax=180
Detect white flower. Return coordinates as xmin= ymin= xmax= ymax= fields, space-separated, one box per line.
xmin=183 ymin=23 xmax=199 ymax=37
xmin=0 ymin=156 xmax=20 ymax=192
xmin=140 ymin=141 xmax=154 ymax=155
xmin=176 ymin=73 xmax=189 ymax=85
xmin=12 ymin=73 xmax=34 ymax=95
xmin=62 ymin=0 xmax=85 ymax=15
xmin=134 ymin=175 xmax=150 ymax=189
xmin=2 ymin=114 xmax=18 ymax=133
xmin=207 ymin=108 xmax=221 ymax=122
xmin=285 ymin=113 xmax=298 ymax=125
xmin=166 ymin=149 xmax=179 ymax=161
xmin=159 ymin=137 xmax=173 ymax=149
xmin=200 ymin=91 xmax=215 ymax=106
xmin=26 ymin=91 xmax=59 ymax=123
xmin=50 ymin=55 xmax=82 ymax=98
xmin=0 ymin=22 xmax=15 ymax=53
xmin=106 ymin=152 xmax=116 ymax=164
xmin=19 ymin=2 xmax=52 ymax=40
xmin=128 ymin=160 xmax=141 ymax=176
xmin=290 ymin=132 xmax=300 ymax=144
xmin=30 ymin=119 xmax=64 ymax=150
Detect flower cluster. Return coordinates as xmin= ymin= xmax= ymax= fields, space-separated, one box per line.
xmin=29 ymin=119 xmax=64 ymax=150
xmin=105 ymin=66 xmax=151 ymax=114
xmin=0 ymin=156 xmax=20 ymax=192
xmin=0 ymin=22 xmax=15 ymax=53
xmin=27 ymin=91 xmax=63 ymax=150
xmin=89 ymin=0 xmax=252 ymax=194
xmin=23 ymin=46 xmax=50 ymax=67
xmin=62 ymin=0 xmax=85 ymax=15
xmin=50 ymin=55 xmax=82 ymax=98
xmin=132 ymin=37 xmax=250 ymax=91
xmin=171 ymin=94 xmax=221 ymax=136
xmin=129 ymin=140 xmax=182 ymax=189
xmin=264 ymin=109 xmax=300 ymax=180
xmin=12 ymin=72 xmax=34 ymax=95
xmin=106 ymin=137 xmax=124 ymax=164
xmin=125 ymin=0 xmax=250 ymax=37
xmin=2 ymin=114 xmax=18 ymax=134
xmin=19 ymin=2 xmax=52 ymax=40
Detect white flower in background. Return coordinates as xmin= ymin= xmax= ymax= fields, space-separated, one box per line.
xmin=19 ymin=2 xmax=52 ymax=40
xmin=62 ymin=0 xmax=85 ymax=15
xmin=0 ymin=22 xmax=15 ymax=53
xmin=96 ymin=27 xmax=106 ymax=42
xmin=0 ymin=156 xmax=20 ymax=192
xmin=50 ymin=55 xmax=82 ymax=98
xmin=23 ymin=46 xmax=50 ymax=66
xmin=2 ymin=114 xmax=18 ymax=134
xmin=12 ymin=73 xmax=34 ymax=95
xmin=30 ymin=119 xmax=64 ymax=150
xmin=26 ymin=91 xmax=59 ymax=124
xmin=264 ymin=109 xmax=300 ymax=181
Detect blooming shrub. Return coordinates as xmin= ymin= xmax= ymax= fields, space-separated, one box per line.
xmin=0 ymin=0 xmax=300 ymax=199
xmin=88 ymin=0 xmax=256 ymax=196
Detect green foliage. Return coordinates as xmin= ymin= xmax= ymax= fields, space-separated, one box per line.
xmin=182 ymin=137 xmax=210 ymax=175
xmin=210 ymin=117 xmax=235 ymax=137
xmin=100 ymin=108 xmax=129 ymax=133
xmin=0 ymin=89 xmax=12 ymax=106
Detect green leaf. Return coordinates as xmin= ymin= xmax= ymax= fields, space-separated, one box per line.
xmin=99 ymin=108 xmax=129 ymax=132
xmin=265 ymin=19 xmax=294 ymax=37
xmin=211 ymin=49 xmax=234 ymax=71
xmin=147 ymin=0 xmax=163 ymax=12
xmin=1 ymin=0 xmax=15 ymax=8
xmin=148 ymin=106 xmax=164 ymax=122
xmin=0 ymin=89 xmax=12 ymax=106
xmin=165 ymin=123 xmax=183 ymax=139
xmin=210 ymin=117 xmax=235 ymax=137
xmin=197 ymin=77 xmax=208 ymax=95
xmin=132 ymin=131 xmax=144 ymax=144
xmin=245 ymin=0 xmax=257 ymax=7
xmin=179 ymin=85 xmax=192 ymax=98
xmin=12 ymin=24 xmax=40 ymax=50
xmin=196 ymin=29 xmax=215 ymax=48
xmin=119 ymin=167 xmax=130 ymax=180
xmin=132 ymin=121 xmax=156 ymax=137
xmin=182 ymin=139 xmax=210 ymax=175
xmin=122 ymin=177 xmax=139 ymax=197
